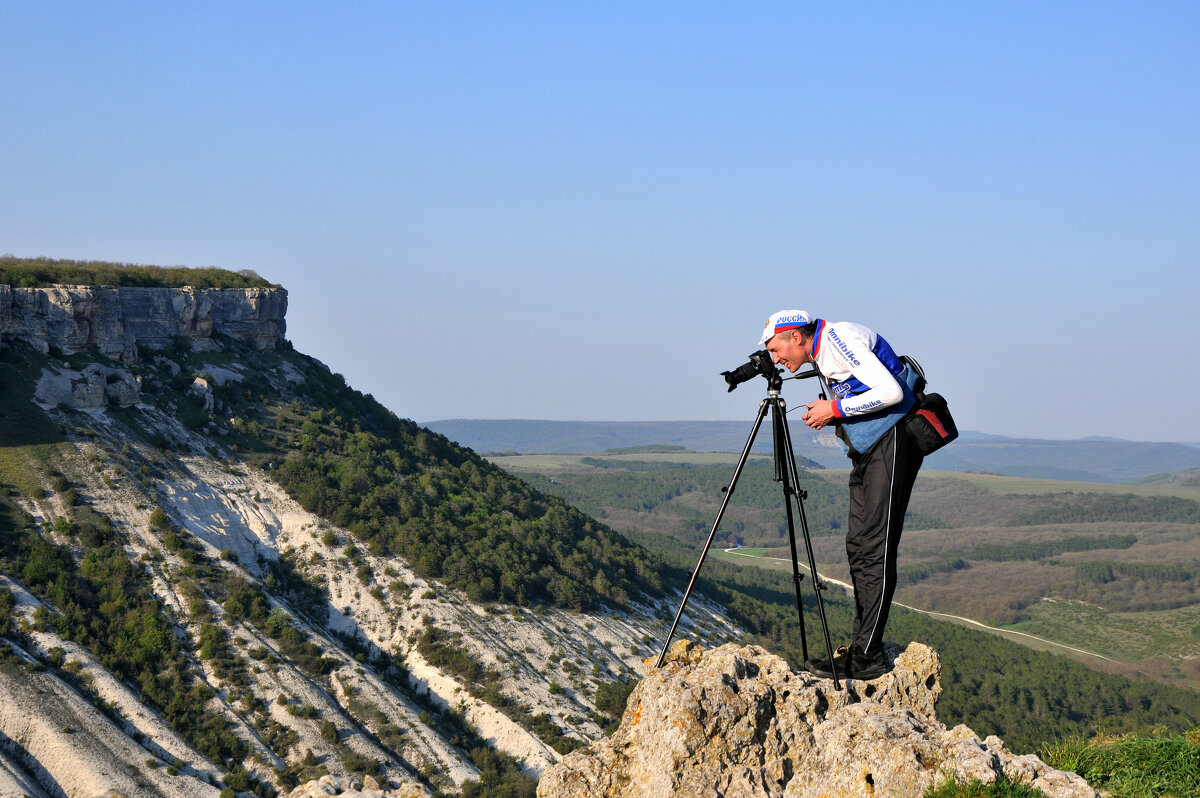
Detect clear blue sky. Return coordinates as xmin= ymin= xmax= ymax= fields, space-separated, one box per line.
xmin=3 ymin=3 xmax=1197 ymax=441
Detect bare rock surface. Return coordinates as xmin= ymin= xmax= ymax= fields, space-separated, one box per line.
xmin=538 ymin=641 xmax=1097 ymax=798
xmin=0 ymin=746 xmax=51 ymax=798
xmin=286 ymin=774 xmax=429 ymax=798
xmin=0 ymin=643 xmax=221 ymax=798
xmin=0 ymin=285 xmax=287 ymax=361
xmin=35 ymin=363 xmax=141 ymax=410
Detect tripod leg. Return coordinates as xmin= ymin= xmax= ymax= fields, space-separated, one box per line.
xmin=777 ymin=399 xmax=842 ymax=689
xmin=773 ymin=402 xmax=810 ymax=663
xmin=654 ymin=398 xmax=771 ymax=668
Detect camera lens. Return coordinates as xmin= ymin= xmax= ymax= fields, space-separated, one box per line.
xmin=721 ymin=350 xmax=776 ymax=392
xmin=722 ymin=361 xmax=759 ymax=391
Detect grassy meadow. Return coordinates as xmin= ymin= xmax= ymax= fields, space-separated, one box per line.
xmin=0 ymin=347 xmax=72 ymax=491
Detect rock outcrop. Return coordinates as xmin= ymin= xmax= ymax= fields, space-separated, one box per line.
xmin=538 ymin=641 xmax=1097 ymax=798
xmin=34 ymin=363 xmax=142 ymax=410
xmin=287 ymin=774 xmax=429 ymax=798
xmin=0 ymin=285 xmax=287 ymax=361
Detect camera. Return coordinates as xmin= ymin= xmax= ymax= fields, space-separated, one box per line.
xmin=721 ymin=349 xmax=778 ymax=392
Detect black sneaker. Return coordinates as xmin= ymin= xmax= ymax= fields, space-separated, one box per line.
xmin=805 ymin=645 xmax=849 ymax=678
xmin=844 ymin=646 xmax=890 ymax=680
xmin=807 ymin=645 xmax=890 ymax=680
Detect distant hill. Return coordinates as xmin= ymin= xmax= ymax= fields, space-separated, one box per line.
xmin=1130 ymin=466 xmax=1200 ymax=488
xmin=926 ymin=433 xmax=1200 ymax=482
xmin=424 ymin=419 xmax=1200 ymax=483
xmin=426 ymin=419 xmax=821 ymax=455
xmin=425 ymin=419 xmax=850 ymax=468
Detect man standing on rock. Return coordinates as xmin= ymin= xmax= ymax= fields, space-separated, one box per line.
xmin=759 ymin=309 xmax=924 ymax=680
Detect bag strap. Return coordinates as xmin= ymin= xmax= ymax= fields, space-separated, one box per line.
xmin=900 ymin=355 xmax=928 ymax=399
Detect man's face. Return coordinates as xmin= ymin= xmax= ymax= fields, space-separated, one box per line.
xmin=765 ymin=329 xmax=809 ymax=373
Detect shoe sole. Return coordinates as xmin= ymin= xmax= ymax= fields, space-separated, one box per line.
xmin=804 ymin=661 xmax=890 ymax=680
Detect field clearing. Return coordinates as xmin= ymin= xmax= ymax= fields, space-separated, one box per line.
xmin=1008 ymin=600 xmax=1200 ymax=690
xmin=0 ymin=444 xmax=60 ymax=496
xmin=711 ymin=547 xmax=795 ymax=570
xmin=917 ymin=469 xmax=1200 ymax=501
xmin=1010 ymin=600 xmax=1200 ymax=660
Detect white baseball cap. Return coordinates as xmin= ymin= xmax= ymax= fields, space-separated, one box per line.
xmin=758 ymin=309 xmax=812 ymax=345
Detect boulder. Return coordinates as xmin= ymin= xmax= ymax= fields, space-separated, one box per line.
xmin=190 ymin=376 xmax=215 ymax=412
xmin=95 ymin=364 xmax=141 ymax=406
xmin=538 ymin=641 xmax=1097 ymax=798
xmin=35 ymin=364 xmax=142 ymax=410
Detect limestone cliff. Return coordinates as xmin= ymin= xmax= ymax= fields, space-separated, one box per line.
xmin=538 ymin=641 xmax=1098 ymax=798
xmin=0 ymin=284 xmax=287 ymax=361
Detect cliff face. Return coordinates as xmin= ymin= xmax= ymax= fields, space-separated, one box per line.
xmin=539 ymin=641 xmax=1098 ymax=798
xmin=0 ymin=285 xmax=287 ymax=361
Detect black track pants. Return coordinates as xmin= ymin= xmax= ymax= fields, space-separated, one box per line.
xmin=846 ymin=423 xmax=924 ymax=657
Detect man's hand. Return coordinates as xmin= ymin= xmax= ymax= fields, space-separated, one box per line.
xmin=802 ymin=400 xmax=836 ymax=429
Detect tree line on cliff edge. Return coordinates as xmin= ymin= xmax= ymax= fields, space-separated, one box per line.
xmin=0 ymin=255 xmax=278 ymax=289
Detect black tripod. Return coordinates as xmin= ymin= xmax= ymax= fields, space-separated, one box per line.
xmin=653 ymin=368 xmax=841 ymax=689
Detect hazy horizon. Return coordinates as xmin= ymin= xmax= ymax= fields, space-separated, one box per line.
xmin=416 ymin=417 xmax=1200 ymax=448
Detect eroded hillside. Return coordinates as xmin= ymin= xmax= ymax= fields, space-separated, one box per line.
xmin=0 ymin=339 xmax=740 ymax=797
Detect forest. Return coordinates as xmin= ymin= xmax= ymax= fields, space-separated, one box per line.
xmin=265 ymin=410 xmax=667 ymax=612
xmin=0 ymin=255 xmax=277 ymax=288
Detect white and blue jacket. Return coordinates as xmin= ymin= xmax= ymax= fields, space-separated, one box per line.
xmin=810 ymin=319 xmax=920 ymax=456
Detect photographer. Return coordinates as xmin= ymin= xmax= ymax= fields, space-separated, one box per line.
xmin=759 ymin=310 xmax=924 ymax=680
